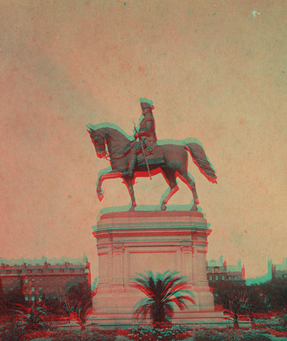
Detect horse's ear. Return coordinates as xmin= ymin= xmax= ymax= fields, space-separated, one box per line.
xmin=86 ymin=125 xmax=94 ymax=135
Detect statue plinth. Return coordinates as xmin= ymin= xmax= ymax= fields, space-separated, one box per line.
xmin=90 ymin=210 xmax=225 ymax=327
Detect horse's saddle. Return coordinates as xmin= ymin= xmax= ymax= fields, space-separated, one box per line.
xmin=137 ymin=145 xmax=165 ymax=166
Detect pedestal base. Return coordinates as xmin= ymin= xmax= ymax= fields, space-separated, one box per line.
xmin=91 ymin=210 xmax=225 ymax=327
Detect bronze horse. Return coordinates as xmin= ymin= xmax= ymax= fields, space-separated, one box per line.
xmin=87 ymin=123 xmax=217 ymax=211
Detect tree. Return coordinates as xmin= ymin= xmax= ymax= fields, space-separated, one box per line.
xmin=261 ymin=278 xmax=287 ymax=315
xmin=132 ymin=270 xmax=195 ymax=327
xmin=60 ymin=279 xmax=95 ymax=329
xmin=210 ymin=282 xmax=249 ymax=328
xmin=244 ymin=285 xmax=272 ymax=325
xmin=0 ymin=286 xmax=27 ymax=317
xmin=91 ymin=277 xmax=98 ymax=291
xmin=64 ymin=280 xmax=92 ymax=314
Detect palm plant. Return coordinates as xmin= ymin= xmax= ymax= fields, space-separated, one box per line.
xmin=225 ymin=288 xmax=249 ymax=329
xmin=12 ymin=302 xmax=47 ymax=331
xmin=132 ymin=270 xmax=195 ymax=327
xmin=75 ymin=301 xmax=94 ymax=331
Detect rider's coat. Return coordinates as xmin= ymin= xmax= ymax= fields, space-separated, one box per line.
xmin=137 ymin=112 xmax=157 ymax=156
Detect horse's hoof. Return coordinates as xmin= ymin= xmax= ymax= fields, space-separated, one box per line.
xmin=161 ymin=203 xmax=167 ymax=211
xmin=129 ymin=204 xmax=136 ymax=212
xmin=190 ymin=203 xmax=198 ymax=211
xmin=97 ymin=192 xmax=104 ymax=201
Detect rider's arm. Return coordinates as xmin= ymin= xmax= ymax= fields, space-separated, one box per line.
xmin=138 ymin=117 xmax=153 ymax=137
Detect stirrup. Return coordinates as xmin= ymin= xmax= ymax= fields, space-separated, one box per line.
xmin=122 ymin=170 xmax=133 ymax=177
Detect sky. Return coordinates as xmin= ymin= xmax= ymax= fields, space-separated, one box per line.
xmin=0 ymin=0 xmax=286 ymax=282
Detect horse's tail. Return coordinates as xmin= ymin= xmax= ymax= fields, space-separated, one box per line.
xmin=185 ymin=143 xmax=217 ymax=184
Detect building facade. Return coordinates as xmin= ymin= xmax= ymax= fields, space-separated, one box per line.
xmin=271 ymin=258 xmax=287 ymax=280
xmin=0 ymin=260 xmax=90 ymax=302
xmin=207 ymin=255 xmax=245 ymax=285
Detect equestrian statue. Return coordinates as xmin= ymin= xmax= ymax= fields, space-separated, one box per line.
xmin=87 ymin=98 xmax=217 ymax=211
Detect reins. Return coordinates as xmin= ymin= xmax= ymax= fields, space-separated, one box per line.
xmin=104 ymin=140 xmax=134 ymax=161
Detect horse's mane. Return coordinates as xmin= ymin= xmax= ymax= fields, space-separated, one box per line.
xmin=87 ymin=122 xmax=132 ymax=144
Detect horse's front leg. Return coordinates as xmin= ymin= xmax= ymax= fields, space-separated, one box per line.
xmin=96 ymin=175 xmax=104 ymax=201
xmin=96 ymin=168 xmax=123 ymax=201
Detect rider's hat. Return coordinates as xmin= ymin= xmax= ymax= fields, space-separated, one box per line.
xmin=139 ymin=98 xmax=154 ymax=110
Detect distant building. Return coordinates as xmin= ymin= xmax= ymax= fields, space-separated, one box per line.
xmin=271 ymin=258 xmax=287 ymax=280
xmin=0 ymin=259 xmax=90 ymax=302
xmin=207 ymin=255 xmax=246 ymax=285
xmin=245 ymin=259 xmax=272 ymax=285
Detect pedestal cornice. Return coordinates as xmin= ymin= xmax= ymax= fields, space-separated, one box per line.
xmin=93 ymin=210 xmax=210 ymax=233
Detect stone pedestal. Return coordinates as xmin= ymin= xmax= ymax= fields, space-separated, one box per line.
xmin=91 ymin=210 xmax=224 ymax=327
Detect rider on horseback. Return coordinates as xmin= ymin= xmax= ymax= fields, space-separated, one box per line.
xmin=123 ymin=98 xmax=157 ymax=177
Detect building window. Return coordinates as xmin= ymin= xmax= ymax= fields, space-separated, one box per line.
xmin=25 ymin=296 xmax=28 ymax=301
xmin=215 ymin=276 xmax=218 ymax=280
xmin=49 ymin=270 xmax=53 ymax=273
xmin=228 ymin=276 xmax=232 ymax=280
xmin=18 ymin=270 xmax=22 ymax=274
xmin=233 ymin=276 xmax=237 ymax=280
xmin=31 ymin=296 xmax=35 ymax=301
xmin=214 ymin=267 xmax=219 ymax=273
xmin=60 ymin=269 xmax=64 ymax=273
xmin=39 ymin=287 xmax=42 ymax=291
xmin=32 ymin=287 xmax=34 ymax=292
xmin=70 ymin=269 xmax=74 ymax=273
xmin=209 ymin=276 xmax=212 ymax=281
xmin=25 ymin=279 xmax=28 ymax=283
xmin=28 ymin=270 xmax=32 ymax=274
xmin=6 ymin=270 xmax=11 ymax=274
xmin=222 ymin=276 xmax=225 ymax=280
xmin=38 ymin=269 xmax=43 ymax=273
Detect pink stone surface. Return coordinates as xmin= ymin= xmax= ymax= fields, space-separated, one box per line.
xmin=92 ymin=210 xmax=225 ymax=326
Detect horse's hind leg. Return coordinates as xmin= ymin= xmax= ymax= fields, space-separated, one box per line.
xmin=160 ymin=169 xmax=179 ymax=211
xmin=125 ymin=177 xmax=137 ymax=211
xmin=178 ymin=170 xmax=199 ymax=211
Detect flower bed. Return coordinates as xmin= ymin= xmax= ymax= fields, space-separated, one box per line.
xmin=263 ymin=328 xmax=287 ymax=338
xmin=24 ymin=330 xmax=54 ymax=340
xmin=128 ymin=325 xmax=193 ymax=341
xmin=3 ymin=324 xmax=286 ymax=341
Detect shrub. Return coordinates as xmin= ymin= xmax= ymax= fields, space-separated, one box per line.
xmin=50 ymin=329 xmax=118 ymax=341
xmin=193 ymin=328 xmax=272 ymax=341
xmin=115 ymin=336 xmax=132 ymax=341
xmin=193 ymin=328 xmax=224 ymax=341
xmin=129 ymin=324 xmax=192 ymax=341
xmin=0 ymin=323 xmax=25 ymax=341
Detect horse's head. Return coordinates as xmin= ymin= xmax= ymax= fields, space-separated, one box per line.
xmin=87 ymin=128 xmax=106 ymax=159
